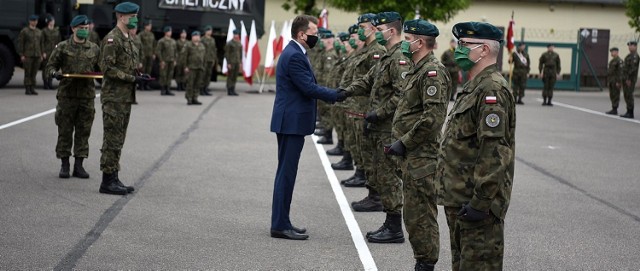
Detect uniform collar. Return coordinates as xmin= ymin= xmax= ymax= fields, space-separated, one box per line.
xmin=461 ymin=65 xmax=498 ymax=93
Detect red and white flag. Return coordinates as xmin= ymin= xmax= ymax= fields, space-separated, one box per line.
xmin=240 ymin=20 xmax=248 ymax=76
xmin=273 ymin=20 xmax=287 ymax=59
xmin=264 ymin=20 xmax=277 ymax=77
xmin=243 ymin=20 xmax=261 ymax=85
xmin=222 ymin=19 xmax=236 ymax=75
xmin=318 ymin=9 xmax=329 ymax=29
xmin=506 ymin=13 xmax=515 ymax=53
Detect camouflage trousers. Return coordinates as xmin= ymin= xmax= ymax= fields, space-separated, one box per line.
xmin=226 ymin=63 xmax=239 ymax=90
xmin=331 ymin=106 xmax=347 ymax=141
xmin=186 ymin=69 xmax=204 ymax=100
xmin=55 ymin=98 xmax=96 ymax=159
xmin=609 ymin=81 xmax=622 ymax=108
xmin=159 ymin=61 xmax=176 ymax=87
xmin=512 ymin=71 xmax=527 ymax=98
xmin=174 ymin=63 xmax=186 ymax=84
xmin=23 ymin=57 xmax=41 ymax=87
xmin=358 ymin=124 xmax=375 ymax=186
xmin=345 ymin=117 xmax=363 ymax=167
xmin=317 ymin=101 xmax=333 ymax=131
xmin=143 ymin=56 xmax=154 ymax=74
xmin=201 ymin=61 xmax=215 ymax=89
xmin=369 ymin=131 xmax=402 ymax=214
xmin=100 ymin=102 xmax=132 ymax=173
xmin=41 ymin=57 xmax=51 ymax=84
xmin=444 ymin=207 xmax=504 ymax=271
xmin=542 ymin=69 xmax=556 ymax=98
xmin=622 ymin=80 xmax=636 ymax=110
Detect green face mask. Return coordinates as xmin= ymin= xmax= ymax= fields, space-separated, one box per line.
xmin=317 ymin=40 xmax=325 ymax=50
xmin=75 ymin=29 xmax=89 ymax=39
xmin=454 ymin=45 xmax=482 ymax=71
xmin=340 ymin=45 xmax=347 ymax=54
xmin=333 ymin=40 xmax=341 ymax=49
xmin=400 ymin=39 xmax=419 ymax=59
xmin=126 ymin=17 xmax=138 ymax=29
xmin=349 ymin=38 xmax=358 ymax=49
xmin=375 ymin=29 xmax=391 ymax=46
xmin=357 ymin=28 xmax=368 ymax=41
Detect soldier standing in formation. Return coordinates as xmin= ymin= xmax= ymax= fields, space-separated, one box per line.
xmin=17 ymin=15 xmax=44 ymax=95
xmin=315 ymin=30 xmax=338 ymax=144
xmin=175 ymin=29 xmax=188 ymax=91
xmin=42 ymin=14 xmax=61 ymax=90
xmin=621 ymin=40 xmax=639 ymax=118
xmin=539 ymin=44 xmax=560 ymax=106
xmin=325 ymin=32 xmax=351 ymax=157
xmin=510 ymin=42 xmax=530 ymax=105
xmin=46 ymin=15 xmax=100 ymax=179
xmin=224 ymin=29 xmax=241 ymax=96
xmin=128 ymin=25 xmax=143 ymax=104
xmin=139 ymin=20 xmax=156 ymax=90
xmin=200 ymin=25 xmax=217 ymax=96
xmin=438 ymin=22 xmax=516 ymax=270
xmin=156 ymin=26 xmax=177 ymax=96
xmin=441 ymin=38 xmax=460 ymax=101
xmin=99 ymin=2 xmax=149 ymax=195
xmin=181 ymin=31 xmax=206 ymax=105
xmin=606 ymin=47 xmax=624 ymax=115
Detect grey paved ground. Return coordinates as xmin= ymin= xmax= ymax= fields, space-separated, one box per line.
xmin=1 ymin=70 xmax=639 ymax=270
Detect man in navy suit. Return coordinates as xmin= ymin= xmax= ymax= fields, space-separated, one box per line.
xmin=269 ymin=15 xmax=347 ymax=240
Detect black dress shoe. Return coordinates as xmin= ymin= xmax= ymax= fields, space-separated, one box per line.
xmin=292 ymin=226 xmax=307 ymax=234
xmin=270 ymin=229 xmax=309 ymax=240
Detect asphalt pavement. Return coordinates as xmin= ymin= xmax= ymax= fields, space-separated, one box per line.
xmin=1 ymin=70 xmax=639 ymax=270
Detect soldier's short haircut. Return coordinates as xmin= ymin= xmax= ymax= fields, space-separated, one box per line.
xmin=388 ymin=20 xmax=402 ymax=35
xmin=291 ymin=15 xmax=319 ymax=39
xmin=486 ymin=40 xmax=500 ymax=57
xmin=418 ymin=35 xmax=436 ymax=49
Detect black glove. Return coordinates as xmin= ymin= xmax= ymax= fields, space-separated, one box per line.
xmin=384 ymin=140 xmax=405 ymax=156
xmin=336 ymin=90 xmax=347 ymax=102
xmin=365 ymin=111 xmax=378 ymax=123
xmin=457 ymin=204 xmax=490 ymax=222
xmin=134 ymin=74 xmax=152 ymax=84
xmin=362 ymin=119 xmax=370 ymax=136
xmin=52 ymin=72 xmax=63 ymax=80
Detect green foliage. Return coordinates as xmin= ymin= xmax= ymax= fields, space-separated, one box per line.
xmin=282 ymin=0 xmax=320 ymax=15
xmin=625 ymin=0 xmax=640 ymax=33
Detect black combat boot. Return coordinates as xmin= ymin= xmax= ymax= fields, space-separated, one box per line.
xmin=72 ymin=157 xmax=90 ymax=179
xmin=516 ymin=96 xmax=524 ymax=105
xmin=99 ymin=172 xmax=128 ymax=195
xmin=343 ymin=169 xmax=366 ymax=187
xmin=414 ymin=260 xmax=435 ymax=271
xmin=326 ymin=140 xmax=344 ymax=156
xmin=114 ymin=171 xmax=135 ymax=193
xmin=165 ymin=86 xmax=175 ymax=96
xmin=160 ymin=86 xmax=167 ymax=95
xmin=201 ymin=87 xmax=212 ymax=96
xmin=620 ymin=108 xmax=634 ymax=119
xmin=143 ymin=81 xmax=150 ymax=90
xmin=605 ymin=107 xmax=618 ymax=115
xmin=177 ymin=83 xmax=184 ymax=91
xmin=547 ymin=97 xmax=553 ymax=106
xmin=31 ymin=86 xmax=38 ymax=95
xmin=542 ymin=97 xmax=547 ymax=106
xmin=340 ymin=164 xmax=358 ymax=184
xmin=314 ymin=128 xmax=326 ymax=136
xmin=316 ymin=128 xmax=333 ymax=145
xmin=352 ymin=189 xmax=383 ymax=212
xmin=59 ymin=157 xmax=70 ymax=178
xmin=331 ymin=152 xmax=354 ymax=170
xmin=187 ymin=98 xmax=194 ymax=105
xmin=192 ymin=98 xmax=202 ymax=105
xmin=25 ymin=87 xmax=31 ymax=95
xmin=367 ymin=213 xmax=405 ymax=243
xmin=47 ymin=78 xmax=54 ymax=90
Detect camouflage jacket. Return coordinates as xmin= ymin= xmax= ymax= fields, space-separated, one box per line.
xmin=17 ymin=27 xmax=43 ymax=57
xmin=156 ymin=36 xmax=177 ymax=63
xmin=511 ymin=50 xmax=530 ymax=74
xmin=99 ymin=27 xmax=139 ymax=103
xmin=335 ymin=53 xmax=357 ymax=110
xmin=201 ymin=35 xmax=218 ymax=63
xmin=180 ymin=41 xmax=205 ymax=70
xmin=318 ymin=48 xmax=339 ymax=86
xmin=46 ymin=38 xmax=100 ymax=99
xmin=437 ymin=65 xmax=516 ymax=220
xmin=131 ymin=35 xmax=143 ymax=66
xmin=310 ymin=47 xmax=324 ymax=78
xmin=392 ymin=52 xmax=450 ymax=156
xmin=441 ymin=48 xmax=459 ymax=73
xmin=42 ymin=27 xmax=61 ymax=55
xmin=623 ymin=52 xmax=639 ymax=81
xmin=608 ymin=56 xmax=624 ymax=83
xmin=89 ymin=31 xmax=101 ymax=45
xmin=539 ymin=51 xmax=560 ymax=74
xmin=347 ymin=40 xmax=386 ymax=113
xmin=346 ymin=42 xmax=411 ymax=132
xmin=224 ymin=40 xmax=242 ymax=65
xmin=139 ymin=30 xmax=156 ymax=57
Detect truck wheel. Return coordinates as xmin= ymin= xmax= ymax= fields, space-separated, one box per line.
xmin=0 ymin=43 xmax=16 ymax=88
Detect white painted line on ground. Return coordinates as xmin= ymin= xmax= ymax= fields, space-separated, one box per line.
xmin=311 ymin=135 xmax=377 ymax=271
xmin=0 ymin=94 xmax=101 ymax=131
xmin=536 ymin=98 xmax=640 ymax=125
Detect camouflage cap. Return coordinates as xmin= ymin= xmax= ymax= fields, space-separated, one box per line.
xmin=70 ymin=15 xmax=90 ymax=27
xmin=192 ymin=31 xmax=201 ymax=36
xmin=610 ymin=47 xmax=619 ymax=52
xmin=338 ymin=32 xmax=350 ymax=42
xmin=114 ymin=2 xmax=139 ymax=14
xmin=403 ymin=19 xmax=439 ymax=37
xmin=452 ymin=21 xmax=503 ymax=43
xmin=348 ymin=24 xmax=359 ymax=35
xmin=374 ymin=11 xmax=401 ymax=26
xmin=163 ymin=26 xmax=172 ymax=33
xmin=357 ymin=13 xmax=377 ymax=24
xmin=627 ymin=40 xmax=638 ymax=46
xmin=28 ymin=14 xmax=39 ymax=21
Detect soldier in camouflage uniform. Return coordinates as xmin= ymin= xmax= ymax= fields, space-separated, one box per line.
xmin=139 ymin=20 xmax=156 ymax=90
xmin=200 ymin=25 xmax=217 ymax=96
xmin=438 ymin=22 xmax=516 ymax=271
xmin=325 ymin=32 xmax=351 ymax=157
xmin=509 ymin=42 xmax=530 ymax=105
xmin=316 ymin=29 xmax=338 ymax=145
xmin=42 ymin=14 xmax=61 ymax=90
xmin=46 ymin=15 xmax=100 ymax=180
xmin=344 ymin=12 xmax=414 ymax=246
xmin=441 ymin=39 xmax=459 ymax=101
xmin=539 ymin=44 xmax=560 ymax=106
xmin=224 ymin=29 xmax=242 ymax=96
xmin=128 ymin=25 xmax=143 ymax=103
xmin=620 ymin=41 xmax=639 ymax=118
xmin=88 ymin=20 xmax=101 ymax=45
xmin=180 ymin=31 xmax=206 ymax=105
xmin=17 ymin=15 xmax=44 ymax=95
xmin=605 ymin=47 xmax=624 ymax=115
xmin=175 ymin=29 xmax=188 ymax=91
xmin=99 ymin=2 xmax=149 ymax=195
xmin=156 ymin=26 xmax=177 ymax=96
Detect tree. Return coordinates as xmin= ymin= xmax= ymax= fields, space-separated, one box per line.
xmin=282 ymin=0 xmax=319 ymax=15
xmin=625 ymin=0 xmax=640 ymax=33
xmin=282 ymin=0 xmax=470 ymax=23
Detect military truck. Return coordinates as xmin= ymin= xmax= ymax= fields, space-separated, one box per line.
xmin=0 ymin=0 xmax=265 ymax=88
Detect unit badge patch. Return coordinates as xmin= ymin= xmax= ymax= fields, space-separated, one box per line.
xmin=426 ymin=86 xmax=437 ymax=96
xmin=485 ymin=113 xmax=500 ymax=128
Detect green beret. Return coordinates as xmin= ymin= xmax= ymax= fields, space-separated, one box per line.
xmin=610 ymin=47 xmax=619 ymax=52
xmin=163 ymin=26 xmax=172 ymax=33
xmin=348 ymin=24 xmax=359 ymax=35
xmin=45 ymin=14 xmax=54 ymax=23
xmin=338 ymin=32 xmax=350 ymax=42
xmin=374 ymin=11 xmax=401 ymax=26
xmin=28 ymin=14 xmax=39 ymax=21
xmin=204 ymin=25 xmax=212 ymax=31
xmin=191 ymin=31 xmax=201 ymax=36
xmin=114 ymin=2 xmax=139 ymax=14
xmin=357 ymin=13 xmax=376 ymax=24
xmin=321 ymin=32 xmax=335 ymax=39
xmin=518 ymin=42 xmax=526 ymax=46
xmin=70 ymin=15 xmax=90 ymax=27
xmin=403 ymin=19 xmax=439 ymax=37
xmin=628 ymin=40 xmax=638 ymax=46
xmin=181 ymin=29 xmax=187 ymax=33
xmin=452 ymin=22 xmax=503 ymax=43
xmin=233 ymin=29 xmax=240 ymax=35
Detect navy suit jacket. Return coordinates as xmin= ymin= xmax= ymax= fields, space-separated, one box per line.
xmin=270 ymin=41 xmax=338 ymax=135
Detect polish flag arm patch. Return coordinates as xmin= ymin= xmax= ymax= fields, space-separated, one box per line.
xmin=107 ymin=38 xmax=114 ymax=44
xmin=399 ymin=60 xmax=407 ymax=65
xmin=485 ymin=96 xmax=497 ymax=104
xmin=373 ymin=54 xmax=380 ymax=59
xmin=427 ymin=71 xmax=437 ymax=77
